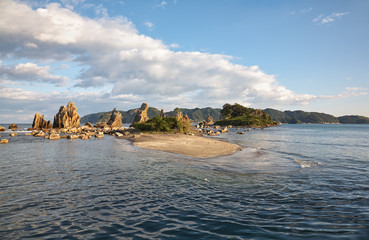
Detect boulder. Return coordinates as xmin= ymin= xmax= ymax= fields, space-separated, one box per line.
xmin=1 ymin=139 xmax=9 ymax=144
xmin=115 ymin=132 xmax=123 ymax=137
xmin=132 ymin=103 xmax=149 ymax=125
xmin=79 ymin=134 xmax=89 ymax=140
xmin=53 ymin=101 xmax=81 ymax=128
xmin=95 ymin=122 xmax=108 ymax=128
xmin=107 ymin=108 xmax=123 ymax=128
xmin=95 ymin=132 xmax=104 ymax=138
xmin=85 ymin=122 xmax=94 ymax=128
xmin=67 ymin=135 xmax=79 ymax=139
xmin=8 ymin=123 xmax=18 ymax=130
xmin=32 ymin=113 xmax=52 ymax=129
xmin=10 ymin=133 xmax=18 ymax=137
xmin=0 ymin=126 xmax=5 ymax=131
xmin=33 ymin=131 xmax=45 ymax=137
xmin=49 ymin=133 xmax=60 ymax=140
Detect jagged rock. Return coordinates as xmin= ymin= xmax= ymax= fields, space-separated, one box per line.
xmin=8 ymin=123 xmax=18 ymax=130
xmin=174 ymin=108 xmax=183 ymax=120
xmin=32 ymin=113 xmax=52 ymax=129
xmin=183 ymin=114 xmax=191 ymax=123
xmin=132 ymin=103 xmax=149 ymax=125
xmin=107 ymin=108 xmax=123 ymax=128
xmin=206 ymin=114 xmax=214 ymax=125
xmin=1 ymin=139 xmax=9 ymax=144
xmin=53 ymin=101 xmax=81 ymax=128
xmin=49 ymin=133 xmax=60 ymax=140
xmin=85 ymin=122 xmax=94 ymax=128
xmin=0 ymin=126 xmax=5 ymax=131
xmin=160 ymin=108 xmax=166 ymax=118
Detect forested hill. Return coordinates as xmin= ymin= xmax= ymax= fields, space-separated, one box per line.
xmin=264 ymin=109 xmax=369 ymax=124
xmin=81 ymin=107 xmax=369 ymax=124
xmin=264 ymin=108 xmax=339 ymax=124
xmin=81 ymin=107 xmax=222 ymax=124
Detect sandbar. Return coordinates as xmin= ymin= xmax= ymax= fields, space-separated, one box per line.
xmin=129 ymin=133 xmax=241 ymax=158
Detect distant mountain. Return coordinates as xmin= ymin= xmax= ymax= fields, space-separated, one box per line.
xmin=338 ymin=115 xmax=369 ymax=124
xmin=264 ymin=108 xmax=339 ymax=124
xmin=81 ymin=107 xmax=222 ymax=124
xmin=264 ymin=109 xmax=369 ymax=124
xmin=81 ymin=107 xmax=369 ymax=125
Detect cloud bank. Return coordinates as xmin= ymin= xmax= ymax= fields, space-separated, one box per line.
xmin=0 ymin=0 xmax=361 ymax=122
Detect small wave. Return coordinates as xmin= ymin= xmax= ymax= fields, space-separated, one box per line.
xmin=294 ymin=158 xmax=320 ymax=168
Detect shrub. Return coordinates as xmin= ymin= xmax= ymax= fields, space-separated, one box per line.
xmin=132 ymin=116 xmax=191 ymax=133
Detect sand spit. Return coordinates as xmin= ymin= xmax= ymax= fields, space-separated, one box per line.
xmin=129 ymin=133 xmax=241 ymax=158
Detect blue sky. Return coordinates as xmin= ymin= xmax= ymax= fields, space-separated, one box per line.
xmin=0 ymin=0 xmax=368 ymax=122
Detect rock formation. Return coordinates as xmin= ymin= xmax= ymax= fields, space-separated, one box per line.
xmin=8 ymin=123 xmax=18 ymax=130
xmin=174 ymin=108 xmax=183 ymax=121
xmin=107 ymin=108 xmax=123 ymax=128
xmin=53 ymin=101 xmax=81 ymax=128
xmin=183 ymin=114 xmax=191 ymax=123
xmin=132 ymin=103 xmax=149 ymax=124
xmin=32 ymin=113 xmax=52 ymax=129
xmin=0 ymin=126 xmax=5 ymax=132
xmin=206 ymin=114 xmax=214 ymax=125
xmin=160 ymin=108 xmax=166 ymax=118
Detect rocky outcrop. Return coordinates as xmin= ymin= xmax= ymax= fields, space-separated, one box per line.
xmin=160 ymin=108 xmax=166 ymax=118
xmin=183 ymin=114 xmax=190 ymax=123
xmin=53 ymin=101 xmax=81 ymax=128
xmin=174 ymin=108 xmax=183 ymax=121
xmin=132 ymin=103 xmax=149 ymax=124
xmin=85 ymin=122 xmax=94 ymax=128
xmin=8 ymin=123 xmax=18 ymax=130
xmin=206 ymin=114 xmax=214 ymax=125
xmin=32 ymin=113 xmax=52 ymax=129
xmin=107 ymin=108 xmax=122 ymax=128
xmin=0 ymin=126 xmax=5 ymax=131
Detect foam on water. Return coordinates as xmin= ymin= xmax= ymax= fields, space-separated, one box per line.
xmin=294 ymin=158 xmax=320 ymax=168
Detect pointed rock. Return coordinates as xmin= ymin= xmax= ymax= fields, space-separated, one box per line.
xmin=107 ymin=108 xmax=123 ymax=128
xmin=53 ymin=101 xmax=81 ymax=128
xmin=32 ymin=113 xmax=52 ymax=129
xmin=8 ymin=123 xmax=18 ymax=130
xmin=132 ymin=103 xmax=149 ymax=125
xmin=160 ymin=108 xmax=166 ymax=118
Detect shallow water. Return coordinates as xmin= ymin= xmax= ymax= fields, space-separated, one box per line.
xmin=1 ymin=124 xmax=368 ymax=239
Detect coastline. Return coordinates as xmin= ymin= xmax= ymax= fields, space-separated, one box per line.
xmin=127 ymin=133 xmax=241 ymax=158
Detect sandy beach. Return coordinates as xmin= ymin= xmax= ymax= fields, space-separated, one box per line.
xmin=129 ymin=133 xmax=241 ymax=158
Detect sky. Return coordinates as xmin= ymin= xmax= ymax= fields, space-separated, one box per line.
xmin=0 ymin=0 xmax=368 ymax=123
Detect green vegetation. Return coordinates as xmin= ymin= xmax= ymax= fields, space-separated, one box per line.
xmin=132 ymin=116 xmax=191 ymax=133
xmin=264 ymin=108 xmax=339 ymax=124
xmin=215 ymin=103 xmax=277 ymax=127
xmin=338 ymin=115 xmax=369 ymax=124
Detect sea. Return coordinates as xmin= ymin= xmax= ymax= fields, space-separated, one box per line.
xmin=0 ymin=124 xmax=368 ymax=239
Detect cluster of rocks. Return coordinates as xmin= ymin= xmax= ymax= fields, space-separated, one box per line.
xmin=196 ymin=125 xmax=229 ymax=136
xmin=1 ymin=101 xmax=129 ymax=143
xmin=198 ymin=114 xmax=214 ymax=128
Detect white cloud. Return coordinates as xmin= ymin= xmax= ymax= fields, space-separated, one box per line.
xmin=144 ymin=21 xmax=155 ymax=31
xmin=319 ymin=87 xmax=368 ymax=100
xmin=313 ymin=12 xmax=349 ymax=24
xmin=0 ymin=62 xmax=68 ymax=86
xmin=1 ymin=0 xmax=357 ymax=122
xmin=290 ymin=7 xmax=312 ymax=15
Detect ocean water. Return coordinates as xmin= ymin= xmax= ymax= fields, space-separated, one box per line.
xmin=1 ymin=124 xmax=368 ymax=239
